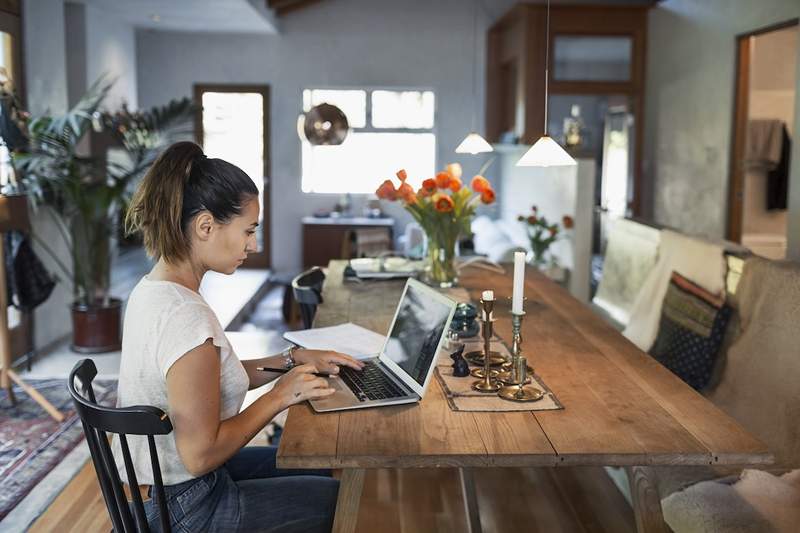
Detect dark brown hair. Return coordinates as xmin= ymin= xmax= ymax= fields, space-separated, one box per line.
xmin=125 ymin=141 xmax=258 ymax=263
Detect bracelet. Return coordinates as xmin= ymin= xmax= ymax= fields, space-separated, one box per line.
xmin=282 ymin=345 xmax=298 ymax=369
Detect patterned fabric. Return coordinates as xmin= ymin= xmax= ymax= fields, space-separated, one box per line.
xmin=0 ymin=378 xmax=116 ymax=520
xmin=650 ymin=272 xmax=731 ymax=390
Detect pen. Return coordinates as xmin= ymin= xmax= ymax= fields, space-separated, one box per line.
xmin=256 ymin=366 xmax=337 ymax=378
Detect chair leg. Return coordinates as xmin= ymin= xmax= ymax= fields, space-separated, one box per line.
xmin=626 ymin=466 xmax=669 ymax=533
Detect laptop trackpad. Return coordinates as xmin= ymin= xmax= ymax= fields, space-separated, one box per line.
xmin=311 ymin=377 xmax=361 ymax=411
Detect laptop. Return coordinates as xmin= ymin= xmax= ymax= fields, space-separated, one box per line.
xmin=310 ymin=278 xmax=457 ymax=413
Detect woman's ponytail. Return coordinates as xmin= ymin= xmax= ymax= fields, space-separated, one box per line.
xmin=125 ymin=141 xmax=204 ymax=263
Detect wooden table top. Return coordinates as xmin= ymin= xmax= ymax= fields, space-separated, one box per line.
xmin=277 ymin=261 xmax=772 ymax=470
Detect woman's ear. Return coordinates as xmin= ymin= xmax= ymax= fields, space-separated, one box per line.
xmin=193 ymin=212 xmax=215 ymax=242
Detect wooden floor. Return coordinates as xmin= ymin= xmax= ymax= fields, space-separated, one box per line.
xmin=31 ymin=459 xmax=635 ymax=532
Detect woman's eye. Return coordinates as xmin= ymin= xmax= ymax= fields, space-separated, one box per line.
xmin=246 ymin=230 xmax=255 ymax=236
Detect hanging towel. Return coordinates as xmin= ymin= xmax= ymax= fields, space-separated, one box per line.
xmin=745 ymin=119 xmax=784 ymax=170
xmin=766 ymin=124 xmax=790 ymax=210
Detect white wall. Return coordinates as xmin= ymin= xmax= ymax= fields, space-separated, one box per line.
xmin=136 ymin=0 xmax=508 ymax=272
xmin=23 ymin=0 xmax=73 ymax=349
xmin=644 ymin=0 xmax=800 ymax=256
xmin=84 ymin=3 xmax=137 ymax=109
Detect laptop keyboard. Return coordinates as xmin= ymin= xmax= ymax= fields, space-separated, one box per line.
xmin=338 ymin=361 xmax=407 ymax=402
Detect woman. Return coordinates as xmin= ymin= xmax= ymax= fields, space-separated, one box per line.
xmin=114 ymin=141 xmax=363 ymax=531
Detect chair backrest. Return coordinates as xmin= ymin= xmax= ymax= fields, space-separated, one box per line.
xmin=292 ymin=267 xmax=325 ymax=329
xmin=68 ymin=359 xmax=173 ymax=533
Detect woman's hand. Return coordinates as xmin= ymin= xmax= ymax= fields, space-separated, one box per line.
xmin=272 ymin=364 xmax=336 ymax=409
xmin=293 ymin=348 xmax=365 ymax=376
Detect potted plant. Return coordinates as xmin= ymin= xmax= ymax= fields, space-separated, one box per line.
xmin=376 ymin=164 xmax=496 ymax=287
xmin=517 ymin=205 xmax=574 ymax=267
xmin=14 ymin=78 xmax=194 ymax=353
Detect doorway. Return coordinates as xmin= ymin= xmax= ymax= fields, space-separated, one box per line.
xmin=728 ymin=20 xmax=798 ymax=259
xmin=194 ymin=84 xmax=271 ymax=268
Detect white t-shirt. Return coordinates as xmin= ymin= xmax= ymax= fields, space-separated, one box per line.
xmin=111 ymin=275 xmax=250 ymax=485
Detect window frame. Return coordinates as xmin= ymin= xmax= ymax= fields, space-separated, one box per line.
xmin=301 ymin=85 xmax=438 ymax=194
xmin=194 ymin=83 xmax=271 ymax=269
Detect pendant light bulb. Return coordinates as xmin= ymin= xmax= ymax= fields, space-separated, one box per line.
xmin=515 ymin=0 xmax=576 ymax=168
xmin=455 ymin=132 xmax=494 ymax=154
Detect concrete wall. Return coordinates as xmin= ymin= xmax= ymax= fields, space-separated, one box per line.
xmin=136 ymin=0 xmax=509 ymax=272
xmin=22 ymin=0 xmax=73 ymax=349
xmin=644 ymin=0 xmax=800 ymax=256
xmin=84 ymin=3 xmax=137 ymax=109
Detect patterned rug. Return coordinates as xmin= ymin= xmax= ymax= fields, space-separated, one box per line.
xmin=0 ymin=378 xmax=117 ymax=521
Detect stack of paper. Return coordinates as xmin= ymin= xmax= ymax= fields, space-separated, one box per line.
xmin=283 ymin=323 xmax=386 ymax=359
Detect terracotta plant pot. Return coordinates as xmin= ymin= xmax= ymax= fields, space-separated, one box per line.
xmin=71 ymin=298 xmax=122 ymax=353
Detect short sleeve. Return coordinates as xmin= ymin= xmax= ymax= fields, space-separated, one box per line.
xmin=156 ymin=302 xmax=228 ymax=377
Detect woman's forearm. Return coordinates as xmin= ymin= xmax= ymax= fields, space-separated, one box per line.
xmin=178 ymin=389 xmax=287 ymax=476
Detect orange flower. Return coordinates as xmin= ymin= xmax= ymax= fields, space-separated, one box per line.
xmin=396 ymin=169 xmax=408 ymax=182
xmin=434 ymin=194 xmax=455 ymax=213
xmin=562 ymin=215 xmax=574 ymax=229
xmin=480 ymin=188 xmax=496 ymax=204
xmin=375 ymin=179 xmax=397 ymax=201
xmin=421 ymin=178 xmax=437 ymax=195
xmin=398 ymin=182 xmax=416 ymax=204
xmin=471 ymin=175 xmax=490 ymax=193
xmin=527 ymin=215 xmax=538 ymax=225
xmin=446 ymin=163 xmax=463 ymax=180
xmin=549 ymin=225 xmax=558 ymax=236
xmin=449 ymin=177 xmax=462 ymax=192
xmin=435 ymin=171 xmax=452 ymax=189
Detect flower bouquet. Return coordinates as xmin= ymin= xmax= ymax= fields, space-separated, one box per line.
xmin=517 ymin=205 xmax=574 ymax=267
xmin=376 ymin=163 xmax=495 ymax=287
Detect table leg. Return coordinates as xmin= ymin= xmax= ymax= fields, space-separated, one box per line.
xmin=459 ymin=467 xmax=482 ymax=533
xmin=332 ymin=468 xmax=365 ymax=533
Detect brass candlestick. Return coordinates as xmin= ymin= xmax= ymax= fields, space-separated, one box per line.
xmin=472 ymin=297 xmax=501 ymax=393
xmin=498 ymin=356 xmax=544 ymax=402
xmin=497 ymin=310 xmax=532 ymax=385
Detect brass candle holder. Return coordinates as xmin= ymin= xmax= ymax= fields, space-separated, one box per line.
xmin=472 ymin=297 xmax=501 ymax=393
xmin=497 ymin=309 xmax=532 ymax=385
xmin=498 ymin=356 xmax=544 ymax=402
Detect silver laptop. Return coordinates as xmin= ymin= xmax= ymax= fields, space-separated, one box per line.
xmin=310 ymin=278 xmax=457 ymax=413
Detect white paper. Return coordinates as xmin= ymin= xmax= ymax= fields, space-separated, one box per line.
xmin=283 ymin=323 xmax=386 ymax=359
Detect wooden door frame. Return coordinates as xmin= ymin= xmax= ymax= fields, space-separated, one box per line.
xmin=193 ymin=84 xmax=271 ymax=269
xmin=727 ymin=18 xmax=799 ymax=242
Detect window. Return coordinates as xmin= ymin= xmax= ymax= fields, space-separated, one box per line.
xmin=301 ymin=88 xmax=436 ymax=194
xmin=195 ymin=84 xmax=271 ymax=267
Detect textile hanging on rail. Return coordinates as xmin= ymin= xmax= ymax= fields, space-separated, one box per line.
xmin=745 ymin=119 xmax=791 ymax=211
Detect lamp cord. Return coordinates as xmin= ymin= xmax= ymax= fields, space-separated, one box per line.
xmin=544 ymin=0 xmax=550 ymax=136
xmin=472 ymin=0 xmax=478 ymax=133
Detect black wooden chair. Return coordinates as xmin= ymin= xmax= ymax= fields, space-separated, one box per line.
xmin=291 ymin=266 xmax=325 ymax=329
xmin=68 ymin=359 xmax=173 ymax=532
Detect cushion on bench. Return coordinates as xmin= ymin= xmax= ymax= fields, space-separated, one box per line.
xmin=592 ymin=218 xmax=660 ymax=327
xmin=705 ymin=256 xmax=800 ymax=468
xmin=623 ymin=230 xmax=727 ymax=351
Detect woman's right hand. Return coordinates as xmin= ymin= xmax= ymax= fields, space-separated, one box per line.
xmin=272 ymin=364 xmax=336 ymax=409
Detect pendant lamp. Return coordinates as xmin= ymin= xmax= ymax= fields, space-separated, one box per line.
xmin=456 ymin=0 xmax=493 ymax=155
xmin=516 ymin=0 xmax=576 ymax=167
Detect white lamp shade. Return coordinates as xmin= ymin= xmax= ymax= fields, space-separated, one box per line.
xmin=455 ymin=132 xmax=494 ymax=154
xmin=516 ymin=136 xmax=577 ymax=167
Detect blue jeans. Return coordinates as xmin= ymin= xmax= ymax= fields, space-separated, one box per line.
xmin=144 ymin=446 xmax=339 ymax=532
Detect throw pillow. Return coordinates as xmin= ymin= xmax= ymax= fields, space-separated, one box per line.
xmin=649 ymin=271 xmax=732 ymax=390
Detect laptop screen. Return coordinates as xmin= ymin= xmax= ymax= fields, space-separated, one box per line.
xmin=383 ymin=282 xmax=453 ymax=385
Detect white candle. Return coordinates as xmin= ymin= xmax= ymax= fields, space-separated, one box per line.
xmin=482 ymin=290 xmax=494 ymax=301
xmin=512 ymin=251 xmax=525 ymax=314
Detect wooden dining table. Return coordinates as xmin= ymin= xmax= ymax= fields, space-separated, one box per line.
xmin=276 ymin=260 xmax=772 ymax=533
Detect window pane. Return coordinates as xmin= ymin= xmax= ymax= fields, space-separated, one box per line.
xmin=303 ymin=89 xmax=366 ymax=128
xmin=302 ymin=132 xmax=435 ymax=194
xmin=371 ymin=90 xmax=435 ymax=129
xmin=553 ymin=36 xmax=632 ymax=82
xmin=0 ymin=32 xmax=14 ymax=82
xmin=202 ymin=91 xmax=265 ymax=251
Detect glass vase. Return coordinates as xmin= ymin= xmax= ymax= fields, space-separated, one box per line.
xmin=424 ymin=233 xmax=458 ymax=288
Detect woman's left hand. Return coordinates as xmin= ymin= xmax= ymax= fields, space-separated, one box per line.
xmin=293 ymin=349 xmax=365 ymax=375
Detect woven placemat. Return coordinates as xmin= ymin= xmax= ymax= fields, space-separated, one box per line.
xmin=435 ymin=338 xmax=563 ymax=412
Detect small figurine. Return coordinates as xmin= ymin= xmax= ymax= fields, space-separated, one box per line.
xmin=450 ymin=345 xmax=470 ymax=377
